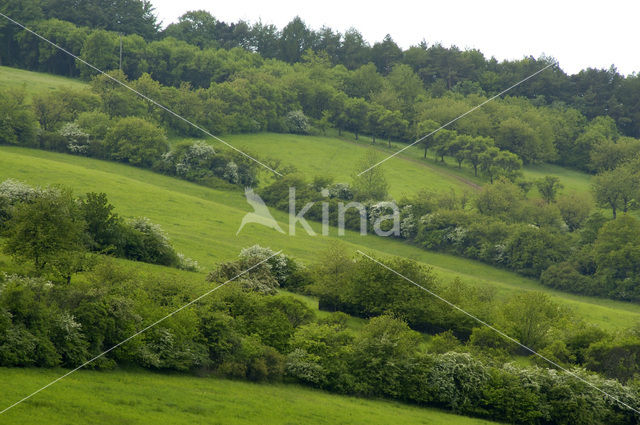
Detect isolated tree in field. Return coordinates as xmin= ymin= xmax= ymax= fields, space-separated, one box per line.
xmin=592 ymin=165 xmax=640 ymax=218
xmin=449 ymin=135 xmax=472 ymax=168
xmin=352 ymin=151 xmax=388 ymax=201
xmin=535 ymin=176 xmax=563 ymax=203
xmin=3 ymin=188 xmax=86 ymax=281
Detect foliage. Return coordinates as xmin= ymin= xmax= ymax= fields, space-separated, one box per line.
xmin=104 ymin=117 xmax=169 ymax=167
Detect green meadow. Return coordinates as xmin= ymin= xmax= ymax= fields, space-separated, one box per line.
xmin=0 ymin=65 xmax=87 ymax=98
xmin=0 ymin=368 xmax=500 ymax=425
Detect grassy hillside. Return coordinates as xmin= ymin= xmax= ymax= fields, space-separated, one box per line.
xmin=175 ymin=132 xmax=476 ymax=198
xmin=0 ymin=146 xmax=637 ymax=330
xmin=0 ymin=65 xmax=87 ymax=97
xmin=216 ymin=132 xmax=592 ymax=199
xmin=0 ymin=368 xmax=499 ymax=425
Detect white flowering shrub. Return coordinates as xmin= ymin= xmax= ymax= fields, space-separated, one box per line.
xmin=285 ymin=348 xmax=326 ymax=385
xmin=126 ymin=217 xmax=178 ymax=266
xmin=59 ymin=122 xmax=89 ymax=154
xmin=427 ymin=352 xmax=489 ymax=411
xmin=176 ymin=253 xmax=199 ymax=272
xmin=445 ymin=226 xmax=468 ymax=245
xmin=223 ymin=161 xmax=239 ymax=184
xmin=328 ymin=183 xmax=353 ymax=200
xmin=0 ymin=179 xmax=38 ymax=204
xmin=399 ymin=205 xmax=417 ymax=239
xmin=284 ymin=110 xmax=310 ymax=134
xmin=165 ymin=141 xmax=216 ymax=178
xmin=239 ymin=244 xmax=288 ymax=283
xmin=209 ymin=245 xmax=291 ymax=294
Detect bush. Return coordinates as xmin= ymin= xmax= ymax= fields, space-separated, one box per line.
xmin=120 ymin=217 xmax=179 ymax=266
xmin=427 ymin=352 xmax=488 ymax=413
xmin=504 ymin=225 xmax=570 ymax=277
xmin=104 ymin=117 xmax=169 ymax=167
xmin=0 ymin=89 xmax=38 ymax=146
xmin=284 ymin=110 xmax=310 ymax=134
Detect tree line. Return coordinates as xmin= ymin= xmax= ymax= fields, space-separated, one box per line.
xmin=4 ymin=0 xmax=640 ymax=139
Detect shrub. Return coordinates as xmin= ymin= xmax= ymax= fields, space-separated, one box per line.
xmin=120 ymin=217 xmax=178 ymax=266
xmin=284 ymin=110 xmax=310 ymax=134
xmin=427 ymin=352 xmax=488 ymax=413
xmin=104 ymin=117 xmax=169 ymax=167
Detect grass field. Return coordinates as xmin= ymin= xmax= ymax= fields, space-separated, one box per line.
xmin=184 ymin=131 xmax=594 ymax=201
xmin=173 ymin=132 xmax=475 ymax=199
xmin=0 ymin=368 xmax=499 ymax=425
xmin=0 ymin=65 xmax=87 ymax=98
xmin=0 ymin=146 xmax=637 ymax=331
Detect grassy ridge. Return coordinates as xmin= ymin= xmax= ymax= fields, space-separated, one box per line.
xmin=0 ymin=146 xmax=637 ymax=330
xmin=0 ymin=368 xmax=500 ymax=425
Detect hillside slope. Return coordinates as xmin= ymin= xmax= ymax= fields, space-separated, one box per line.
xmin=0 ymin=146 xmax=636 ymax=330
xmin=0 ymin=368 xmax=499 ymax=425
